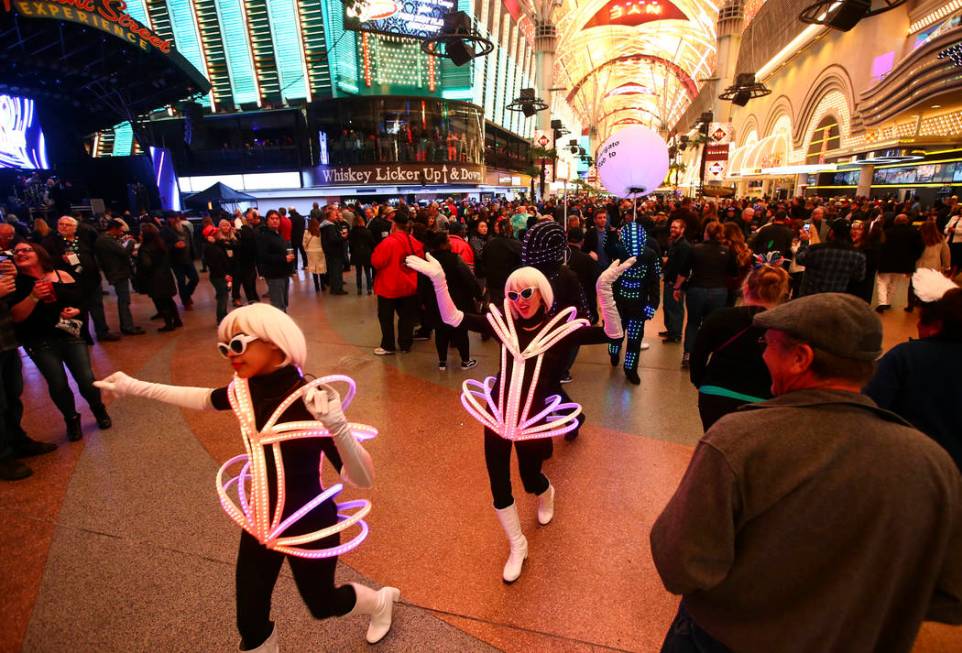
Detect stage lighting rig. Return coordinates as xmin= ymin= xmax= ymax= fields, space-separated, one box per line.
xmin=507 ymin=88 xmax=549 ymax=118
xmin=421 ymin=11 xmax=494 ymax=66
xmin=719 ymin=74 xmax=771 ymax=107
xmin=799 ymin=0 xmax=907 ymax=32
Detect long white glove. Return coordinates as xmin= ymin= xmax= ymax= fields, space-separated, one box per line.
xmin=303 ymin=387 xmax=374 ymax=489
xmin=94 ymin=371 xmax=213 ymax=410
xmin=405 ymin=253 xmax=464 ymax=327
xmin=596 ymin=257 xmax=637 ymax=339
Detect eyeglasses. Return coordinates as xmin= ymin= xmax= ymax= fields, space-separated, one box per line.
xmin=217 ymin=333 xmax=259 ymax=358
xmin=507 ymin=287 xmax=537 ymax=302
xmin=12 ymin=247 xmax=34 ymax=255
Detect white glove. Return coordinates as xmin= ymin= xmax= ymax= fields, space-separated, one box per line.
xmin=94 ymin=371 xmax=213 ymax=411
xmin=405 ymin=253 xmax=444 ymax=282
xmin=596 ymin=257 xmax=636 ymax=339
xmin=404 ymin=253 xmax=464 ymax=327
xmin=303 ymin=387 xmax=374 ymax=489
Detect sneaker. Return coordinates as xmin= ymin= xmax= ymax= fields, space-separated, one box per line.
xmin=875 ymin=304 xmax=891 ymax=313
xmin=412 ymin=333 xmax=430 ymax=341
xmin=560 ymin=373 xmax=573 ymax=384
xmin=681 ymin=353 xmax=690 ymax=369
xmin=438 ymin=361 xmax=447 ymax=370
xmin=460 ymin=359 xmax=478 ymax=370
xmin=640 ymin=342 xmax=651 ymax=351
xmin=657 ymin=330 xmax=669 ymax=337
xmin=97 ymin=332 xmax=121 ymax=342
xmin=374 ymin=347 xmax=396 ymax=356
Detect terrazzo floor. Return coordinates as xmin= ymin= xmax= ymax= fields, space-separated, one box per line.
xmin=2 ymin=267 xmax=959 ymax=652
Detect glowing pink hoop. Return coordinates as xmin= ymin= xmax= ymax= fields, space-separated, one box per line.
xmin=216 ymin=374 xmax=377 ymax=558
xmin=461 ymin=303 xmax=586 ymax=441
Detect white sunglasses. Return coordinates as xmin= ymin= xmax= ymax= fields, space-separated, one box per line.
xmin=217 ymin=333 xmax=259 ymax=358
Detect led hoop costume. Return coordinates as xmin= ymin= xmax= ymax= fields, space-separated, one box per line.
xmin=216 ymin=374 xmax=377 ymax=559
xmin=461 ymin=302 xmax=588 ymax=441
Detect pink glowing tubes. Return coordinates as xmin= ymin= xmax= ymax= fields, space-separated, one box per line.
xmin=461 ymin=302 xmax=588 ymax=441
xmin=216 ymin=374 xmax=377 ymax=559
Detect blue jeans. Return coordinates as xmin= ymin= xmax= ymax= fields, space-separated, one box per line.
xmin=211 ymin=278 xmax=229 ymax=324
xmin=113 ymin=278 xmax=135 ymax=331
xmin=172 ymin=262 xmax=199 ymax=307
xmin=23 ymin=337 xmax=103 ymax=419
xmin=663 ymin=279 xmax=684 ymax=339
xmin=327 ymin=256 xmax=345 ymax=293
xmin=684 ymin=287 xmax=728 ymax=354
xmin=355 ymin=263 xmax=373 ymax=293
xmin=266 ymin=277 xmax=288 ymax=312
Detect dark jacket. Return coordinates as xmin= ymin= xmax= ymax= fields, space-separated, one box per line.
xmin=290 ymin=211 xmax=306 ymax=250
xmin=255 ymin=226 xmax=290 ymax=279
xmin=160 ymin=223 xmax=193 ymax=265
xmin=418 ymin=249 xmax=481 ymax=328
xmin=567 ymin=246 xmax=599 ymax=323
xmin=878 ymin=224 xmax=925 ymax=273
xmin=683 ymin=241 xmax=738 ymax=289
xmin=480 ymin=235 xmax=522 ymax=300
xmin=368 ymin=216 xmax=392 ymax=248
xmin=349 ymin=225 xmax=374 ymax=266
xmin=204 ymin=240 xmax=232 ymax=280
xmin=652 ymin=389 xmax=962 ymax=653
xmin=42 ymin=233 xmax=101 ymax=288
xmin=865 ymin=336 xmax=962 ymax=472
xmin=689 ymin=305 xmax=770 ymax=400
xmin=94 ymin=233 xmax=134 ymax=284
xmin=664 ymin=236 xmax=692 ymax=286
xmin=320 ymin=220 xmax=346 ymax=261
xmin=136 ymin=242 xmax=177 ymax=298
xmin=235 ymin=225 xmax=258 ymax=271
xmin=749 ymin=223 xmax=793 ymax=258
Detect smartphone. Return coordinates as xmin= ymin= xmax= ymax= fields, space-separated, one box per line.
xmin=803 ymin=224 xmax=811 ymax=232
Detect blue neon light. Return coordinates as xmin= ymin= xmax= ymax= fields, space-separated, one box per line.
xmin=0 ymin=95 xmax=49 ymax=170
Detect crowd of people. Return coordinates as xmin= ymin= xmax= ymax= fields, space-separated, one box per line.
xmin=1 ymin=188 xmax=962 ymax=652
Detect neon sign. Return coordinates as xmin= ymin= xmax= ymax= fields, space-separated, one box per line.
xmin=344 ymin=0 xmax=454 ymax=39
xmin=0 ymin=95 xmax=49 ymax=170
xmin=3 ymin=1 xmax=173 ymax=54
xmin=584 ymin=0 xmax=686 ymax=29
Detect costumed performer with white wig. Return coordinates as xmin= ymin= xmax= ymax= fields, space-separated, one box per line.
xmin=94 ymin=303 xmax=399 ymax=652
xmin=406 ymin=253 xmax=635 ymax=582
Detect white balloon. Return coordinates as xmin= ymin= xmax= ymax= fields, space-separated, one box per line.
xmin=595 ymin=125 xmax=670 ymax=198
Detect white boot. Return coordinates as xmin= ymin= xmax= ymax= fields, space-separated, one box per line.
xmin=242 ymin=625 xmax=278 ymax=652
xmin=349 ymin=582 xmax=401 ymax=644
xmin=537 ymin=484 xmax=555 ymax=525
xmin=494 ymin=503 xmax=528 ymax=583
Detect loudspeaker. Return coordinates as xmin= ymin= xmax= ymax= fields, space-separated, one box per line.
xmin=732 ymin=89 xmax=751 ymax=107
xmin=551 ymin=119 xmax=563 ymax=130
xmin=521 ymin=104 xmax=536 ymax=118
xmin=824 ymin=0 xmax=870 ymax=31
xmin=446 ymin=39 xmax=472 ymax=66
xmin=442 ymin=10 xmax=471 ymax=35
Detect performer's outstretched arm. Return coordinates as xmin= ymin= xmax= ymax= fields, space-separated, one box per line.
xmin=405 ymin=253 xmax=464 ymax=327
xmin=304 ymin=387 xmax=374 ymax=489
xmin=95 ymin=371 xmax=214 ymax=410
xmin=596 ymin=257 xmax=636 ymax=339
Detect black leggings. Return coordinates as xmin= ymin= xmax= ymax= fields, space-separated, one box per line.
xmin=235 ymin=504 xmax=356 ymax=649
xmin=484 ymin=428 xmax=552 ymax=509
xmin=435 ymin=325 xmax=469 ymax=363
xmin=232 ymin=267 xmax=258 ymax=303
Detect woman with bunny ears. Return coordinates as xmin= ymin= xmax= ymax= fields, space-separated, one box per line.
xmin=95 ymin=303 xmax=399 ymax=652
xmin=406 ymin=253 xmax=634 ymax=583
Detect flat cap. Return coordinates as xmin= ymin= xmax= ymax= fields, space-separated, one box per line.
xmin=753 ymin=293 xmax=882 ymax=361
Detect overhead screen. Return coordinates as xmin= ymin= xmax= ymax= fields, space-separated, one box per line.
xmin=343 ymin=0 xmax=454 ymax=39
xmin=0 ymin=94 xmax=49 ymax=170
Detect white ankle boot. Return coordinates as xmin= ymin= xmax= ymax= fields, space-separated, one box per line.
xmin=242 ymin=625 xmax=278 ymax=652
xmin=537 ymin=484 xmax=555 ymax=525
xmin=349 ymin=582 xmax=401 ymax=644
xmin=494 ymin=503 xmax=528 ymax=583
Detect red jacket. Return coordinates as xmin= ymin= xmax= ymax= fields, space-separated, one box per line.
xmin=372 ymin=231 xmax=424 ymax=298
xmin=279 ymin=216 xmax=292 ymax=243
xmin=448 ymin=235 xmax=475 ymax=272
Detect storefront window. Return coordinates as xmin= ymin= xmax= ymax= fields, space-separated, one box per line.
xmin=311 ymin=97 xmax=483 ymax=166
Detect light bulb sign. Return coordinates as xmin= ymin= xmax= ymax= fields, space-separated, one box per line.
xmin=0 ymin=94 xmax=49 ymax=170
xmin=344 ymin=0 xmax=455 ymax=40
xmin=2 ymin=0 xmax=173 ymax=54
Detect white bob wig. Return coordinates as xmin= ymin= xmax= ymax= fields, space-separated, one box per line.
xmin=217 ymin=303 xmax=307 ymax=369
xmin=504 ymin=266 xmax=554 ymax=317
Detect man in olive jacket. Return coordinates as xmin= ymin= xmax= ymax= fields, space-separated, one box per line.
xmin=94 ymin=220 xmax=145 ymax=336
xmin=651 ymin=293 xmax=962 ymax=653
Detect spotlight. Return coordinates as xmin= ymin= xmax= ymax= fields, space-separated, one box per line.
xmin=719 ymin=73 xmax=771 ymax=106
xmin=421 ymin=11 xmax=494 ymax=66
xmin=507 ymin=88 xmax=548 ymax=117
xmin=799 ymin=0 xmax=907 ymax=32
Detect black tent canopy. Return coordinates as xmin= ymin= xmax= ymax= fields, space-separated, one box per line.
xmin=184 ymin=182 xmax=256 ymax=210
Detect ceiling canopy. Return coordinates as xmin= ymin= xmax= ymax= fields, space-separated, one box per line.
xmin=552 ymin=0 xmax=719 ymax=141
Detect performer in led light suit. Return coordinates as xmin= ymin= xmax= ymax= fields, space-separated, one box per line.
xmin=606 ymin=220 xmax=661 ymax=385
xmin=406 ymin=253 xmax=633 ymax=583
xmin=94 ymin=304 xmax=399 ymax=652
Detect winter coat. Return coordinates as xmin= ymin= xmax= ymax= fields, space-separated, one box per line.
xmin=136 ymin=242 xmax=177 ymax=298
xmin=371 ymin=231 xmax=424 ymax=299
xmin=878 ymin=224 xmax=924 ymax=274
xmin=303 ymin=232 xmax=327 ymax=275
xmin=349 ymin=225 xmax=374 ymax=267
xmin=255 ymin=226 xmax=290 ymax=279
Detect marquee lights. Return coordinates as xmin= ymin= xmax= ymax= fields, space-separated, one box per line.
xmin=217 ymin=374 xmax=378 ymax=559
